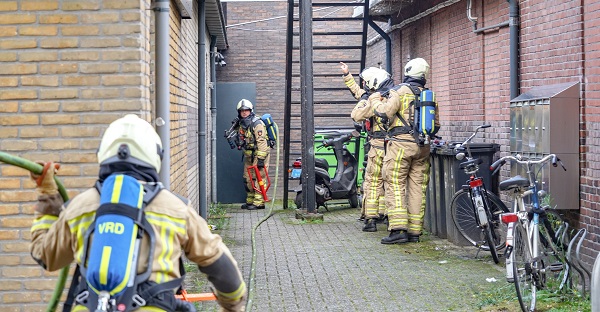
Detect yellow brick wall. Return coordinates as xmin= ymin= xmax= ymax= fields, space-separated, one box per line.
xmin=151 ymin=3 xmax=202 ymax=206
xmin=0 ymin=0 xmax=158 ymax=310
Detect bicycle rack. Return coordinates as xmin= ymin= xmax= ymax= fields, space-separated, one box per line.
xmin=567 ymin=228 xmax=591 ymax=296
xmin=575 ymin=229 xmax=592 ymax=282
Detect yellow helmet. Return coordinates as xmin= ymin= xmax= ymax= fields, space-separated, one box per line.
xmin=404 ymin=58 xmax=430 ymax=79
xmin=97 ymin=114 xmax=163 ymax=173
xmin=359 ymin=67 xmax=390 ymax=91
xmin=236 ymin=99 xmax=253 ymax=112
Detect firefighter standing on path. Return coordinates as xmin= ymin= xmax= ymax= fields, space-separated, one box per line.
xmin=340 ymin=62 xmax=389 ymax=232
xmin=236 ymin=99 xmax=270 ymax=210
xmin=372 ymin=58 xmax=440 ymax=244
xmin=29 ymin=114 xmax=247 ymax=311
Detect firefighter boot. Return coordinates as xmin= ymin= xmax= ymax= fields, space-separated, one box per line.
xmin=381 ymin=230 xmax=408 ymax=244
xmin=362 ymin=218 xmax=377 ymax=232
xmin=408 ymin=234 xmax=421 ymax=243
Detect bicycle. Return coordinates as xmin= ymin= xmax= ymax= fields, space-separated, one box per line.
xmin=491 ymin=153 xmax=570 ymax=312
xmin=450 ymin=124 xmax=509 ymax=264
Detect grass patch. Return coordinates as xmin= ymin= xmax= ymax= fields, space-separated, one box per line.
xmin=476 ymin=279 xmax=591 ymax=311
xmin=207 ymin=202 xmax=230 ymax=231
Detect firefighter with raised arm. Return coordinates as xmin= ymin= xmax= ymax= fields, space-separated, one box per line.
xmin=235 ymin=99 xmax=270 ymax=210
xmin=372 ymin=58 xmax=440 ymax=244
xmin=29 ymin=114 xmax=247 ymax=311
xmin=340 ymin=62 xmax=390 ymax=232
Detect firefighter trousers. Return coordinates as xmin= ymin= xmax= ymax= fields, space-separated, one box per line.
xmin=243 ymin=153 xmax=270 ymax=206
xmin=382 ymin=139 xmax=430 ymax=235
xmin=361 ymin=138 xmax=386 ymax=220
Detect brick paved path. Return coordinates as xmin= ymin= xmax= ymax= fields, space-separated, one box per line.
xmin=203 ymin=203 xmax=506 ymax=312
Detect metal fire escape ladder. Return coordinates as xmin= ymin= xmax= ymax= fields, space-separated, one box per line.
xmin=283 ymin=0 xmax=370 ymax=208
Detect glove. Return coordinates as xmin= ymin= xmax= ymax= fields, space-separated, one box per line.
xmin=30 ymin=162 xmax=60 ymax=195
xmin=30 ymin=162 xmax=63 ymax=216
xmin=256 ymin=158 xmax=265 ymax=169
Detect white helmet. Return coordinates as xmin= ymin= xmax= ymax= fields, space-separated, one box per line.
xmin=236 ymin=99 xmax=253 ymax=112
xmin=359 ymin=67 xmax=390 ymax=91
xmin=404 ymin=58 xmax=430 ymax=79
xmin=97 ymin=114 xmax=163 ymax=173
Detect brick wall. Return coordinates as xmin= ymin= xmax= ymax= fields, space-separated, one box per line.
xmin=147 ymin=2 xmax=203 ymax=206
xmin=577 ymin=0 xmax=599 ymax=264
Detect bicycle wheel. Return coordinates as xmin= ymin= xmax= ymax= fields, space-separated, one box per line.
xmin=513 ymin=221 xmax=536 ymax=312
xmin=450 ymin=189 xmax=509 ymax=251
xmin=483 ymin=223 xmax=500 ymax=263
xmin=538 ymin=210 xmax=569 ymax=293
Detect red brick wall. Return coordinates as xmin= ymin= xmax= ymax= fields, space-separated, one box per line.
xmin=580 ymin=0 xmax=600 ymax=263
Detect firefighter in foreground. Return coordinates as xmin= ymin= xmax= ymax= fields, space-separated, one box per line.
xmin=29 ymin=114 xmax=247 ymax=311
xmin=234 ymin=99 xmax=270 ymax=210
xmin=340 ymin=62 xmax=389 ymax=232
xmin=372 ymin=58 xmax=440 ymax=244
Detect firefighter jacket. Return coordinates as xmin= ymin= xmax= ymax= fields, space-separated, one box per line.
xmin=30 ymin=187 xmax=246 ymax=311
xmin=238 ymin=115 xmax=270 ymax=160
xmin=344 ymin=73 xmax=386 ymax=147
xmin=372 ymin=84 xmax=440 ymax=142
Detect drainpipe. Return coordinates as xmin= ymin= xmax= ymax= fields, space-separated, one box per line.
xmin=367 ymin=17 xmax=392 ymax=75
xmin=468 ymin=0 xmax=509 ymax=34
xmin=466 ymin=0 xmax=478 ymax=30
xmin=155 ymin=0 xmax=170 ymax=189
xmin=508 ymin=0 xmax=520 ymax=99
xmin=210 ymin=37 xmax=217 ymax=204
xmin=199 ymin=0 xmax=208 ymax=218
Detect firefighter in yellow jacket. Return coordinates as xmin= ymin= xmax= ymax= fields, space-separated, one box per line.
xmin=236 ymin=99 xmax=270 ymax=210
xmin=372 ymin=58 xmax=440 ymax=244
xmin=340 ymin=62 xmax=389 ymax=232
xmin=29 ymin=114 xmax=247 ymax=311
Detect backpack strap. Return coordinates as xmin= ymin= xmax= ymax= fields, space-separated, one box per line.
xmin=251 ymin=116 xmax=263 ymax=128
xmin=391 ymin=84 xmax=422 ymax=144
xmin=62 ymin=264 xmax=81 ymax=312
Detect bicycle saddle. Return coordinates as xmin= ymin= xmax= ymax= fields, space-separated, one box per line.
xmin=315 ymin=158 xmax=329 ymax=171
xmin=458 ymin=158 xmax=482 ymax=170
xmin=499 ymin=175 xmax=530 ymax=191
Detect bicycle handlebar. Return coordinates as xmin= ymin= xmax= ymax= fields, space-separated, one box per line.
xmin=322 ymin=130 xmax=360 ymax=147
xmin=453 ymin=124 xmax=490 ymax=149
xmin=490 ymin=154 xmax=567 ymax=173
xmin=453 ymin=124 xmax=491 ymax=157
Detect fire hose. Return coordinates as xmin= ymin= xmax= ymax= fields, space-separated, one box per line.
xmin=0 ymin=152 xmax=69 ymax=312
xmin=245 ymin=121 xmax=280 ymax=312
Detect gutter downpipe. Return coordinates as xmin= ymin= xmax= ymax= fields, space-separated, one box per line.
xmin=468 ymin=0 xmax=509 ymax=34
xmin=155 ymin=0 xmax=170 ymax=190
xmin=199 ymin=0 xmax=208 ymax=219
xmin=367 ymin=17 xmax=392 ymax=75
xmin=508 ymin=0 xmax=520 ymax=99
xmin=210 ymin=37 xmax=217 ymax=204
